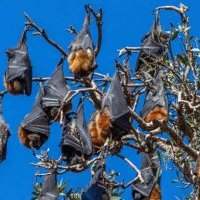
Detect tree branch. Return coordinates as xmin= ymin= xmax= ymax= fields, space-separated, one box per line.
xmin=24 ymin=12 xmax=68 ymax=57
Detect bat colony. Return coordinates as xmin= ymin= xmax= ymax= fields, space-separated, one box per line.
xmin=0 ymin=3 xmax=193 ymax=200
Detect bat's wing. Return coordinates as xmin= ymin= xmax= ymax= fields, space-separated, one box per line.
xmin=136 ymin=16 xmax=170 ymax=75
xmin=39 ymin=170 xmax=58 ymax=200
xmin=4 ymin=29 xmax=32 ymax=95
xmin=41 ymin=58 xmax=71 ymax=119
xmin=102 ymin=73 xmax=131 ymax=136
xmin=142 ymin=70 xmax=168 ymax=122
xmin=0 ymin=96 xmax=10 ymax=162
xmin=82 ymin=160 xmax=109 ymax=200
xmin=61 ymin=102 xmax=92 ymax=163
xmin=103 ymin=73 xmax=129 ymax=121
xmin=132 ymin=153 xmax=161 ymax=199
xmin=69 ymin=12 xmax=93 ymax=52
xmin=76 ymin=102 xmax=93 ymax=155
xmin=19 ymin=89 xmax=50 ymax=149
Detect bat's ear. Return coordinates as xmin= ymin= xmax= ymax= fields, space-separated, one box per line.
xmin=103 ymin=73 xmax=129 ymax=121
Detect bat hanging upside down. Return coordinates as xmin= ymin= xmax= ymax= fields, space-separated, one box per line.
xmin=4 ymin=29 xmax=32 ymax=95
xmin=88 ymin=73 xmax=132 ymax=149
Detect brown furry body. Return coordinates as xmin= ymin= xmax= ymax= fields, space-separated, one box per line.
xmin=19 ymin=127 xmax=45 ymax=149
xmin=4 ymin=79 xmax=24 ymax=95
xmin=150 ymin=185 xmax=161 ymax=200
xmin=144 ymin=106 xmax=168 ymax=123
xmin=68 ymin=49 xmax=94 ymax=75
xmin=88 ymin=108 xmax=112 ymax=149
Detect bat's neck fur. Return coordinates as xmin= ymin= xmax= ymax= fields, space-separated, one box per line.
xmin=88 ymin=107 xmax=112 ymax=149
xmin=150 ymin=184 xmax=161 ymax=200
xmin=68 ymin=49 xmax=94 ymax=76
xmin=144 ymin=106 xmax=168 ymax=123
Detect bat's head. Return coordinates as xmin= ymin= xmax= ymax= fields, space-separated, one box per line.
xmin=19 ymin=127 xmax=47 ymax=149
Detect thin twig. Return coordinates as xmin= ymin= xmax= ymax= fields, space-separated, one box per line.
xmin=24 ymin=12 xmax=68 ymax=57
xmin=116 ymin=154 xmax=144 ymax=183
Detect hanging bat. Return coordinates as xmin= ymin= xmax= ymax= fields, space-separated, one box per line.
xmin=61 ymin=101 xmax=92 ymax=165
xmin=82 ymin=159 xmax=109 ymax=200
xmin=39 ymin=170 xmax=58 ymax=200
xmin=88 ymin=73 xmax=132 ymax=149
xmin=132 ymin=153 xmax=161 ymax=200
xmin=4 ymin=29 xmax=32 ymax=95
xmin=0 ymin=95 xmax=10 ymax=162
xmin=67 ymin=6 xmax=95 ymax=77
xmin=142 ymin=70 xmax=168 ymax=123
xmin=40 ymin=58 xmax=71 ymax=121
xmin=136 ymin=13 xmax=170 ymax=76
xmin=19 ymin=90 xmax=50 ymax=149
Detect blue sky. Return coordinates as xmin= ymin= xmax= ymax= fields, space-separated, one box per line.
xmin=0 ymin=0 xmax=199 ymax=199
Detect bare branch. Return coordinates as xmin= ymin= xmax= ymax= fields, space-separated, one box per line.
xmin=24 ymin=12 xmax=68 ymax=57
